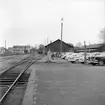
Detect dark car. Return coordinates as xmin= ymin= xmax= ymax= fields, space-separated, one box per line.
xmin=88 ymin=56 xmax=105 ymax=66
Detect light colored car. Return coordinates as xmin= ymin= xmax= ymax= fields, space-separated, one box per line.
xmin=68 ymin=53 xmax=78 ymax=63
xmin=61 ymin=52 xmax=73 ymax=59
xmin=61 ymin=53 xmax=66 ymax=59
xmin=78 ymin=53 xmax=91 ymax=64
xmin=75 ymin=53 xmax=85 ymax=63
xmin=65 ymin=53 xmax=74 ymax=60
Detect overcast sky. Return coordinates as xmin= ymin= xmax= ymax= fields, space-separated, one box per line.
xmin=0 ymin=0 xmax=104 ymax=47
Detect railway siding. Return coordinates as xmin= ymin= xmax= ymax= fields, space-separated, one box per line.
xmin=0 ymin=55 xmax=43 ymax=105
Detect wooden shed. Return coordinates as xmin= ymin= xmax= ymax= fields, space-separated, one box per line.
xmin=45 ymin=39 xmax=74 ymax=52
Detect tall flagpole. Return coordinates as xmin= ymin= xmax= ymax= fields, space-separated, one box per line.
xmin=104 ymin=0 xmax=105 ymax=29
xmin=60 ymin=18 xmax=63 ymax=53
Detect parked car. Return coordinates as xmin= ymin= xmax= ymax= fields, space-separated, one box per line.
xmin=61 ymin=51 xmax=105 ymax=66
xmin=88 ymin=52 xmax=105 ymax=66
xmin=68 ymin=53 xmax=78 ymax=63
xmin=61 ymin=52 xmax=73 ymax=60
xmin=65 ymin=53 xmax=74 ymax=60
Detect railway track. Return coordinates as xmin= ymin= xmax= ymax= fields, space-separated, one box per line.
xmin=0 ymin=54 xmax=43 ymax=105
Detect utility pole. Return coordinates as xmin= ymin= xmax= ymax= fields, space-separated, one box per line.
xmin=88 ymin=41 xmax=90 ymax=54
xmin=44 ymin=39 xmax=46 ymax=46
xmin=84 ymin=41 xmax=87 ymax=65
xmin=44 ymin=39 xmax=46 ymax=55
xmin=5 ymin=40 xmax=6 ymax=49
xmin=60 ymin=18 xmax=63 ymax=54
xmin=47 ymin=38 xmax=49 ymax=51
xmin=47 ymin=38 xmax=48 ymax=45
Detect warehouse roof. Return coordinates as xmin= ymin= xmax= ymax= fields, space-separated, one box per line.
xmin=45 ymin=39 xmax=74 ymax=47
xmin=78 ymin=43 xmax=104 ymax=49
xmin=86 ymin=44 xmax=103 ymax=49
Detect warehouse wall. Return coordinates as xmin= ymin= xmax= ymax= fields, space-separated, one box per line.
xmin=45 ymin=40 xmax=74 ymax=52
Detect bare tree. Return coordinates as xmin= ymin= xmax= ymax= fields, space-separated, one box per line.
xmin=30 ymin=47 xmax=37 ymax=53
xmin=99 ymin=28 xmax=105 ymax=43
xmin=76 ymin=42 xmax=82 ymax=47
xmin=38 ymin=44 xmax=45 ymax=54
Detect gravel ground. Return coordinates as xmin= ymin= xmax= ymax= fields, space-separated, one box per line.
xmin=33 ymin=60 xmax=105 ymax=105
xmin=0 ymin=54 xmax=29 ymax=73
xmin=1 ymin=62 xmax=32 ymax=105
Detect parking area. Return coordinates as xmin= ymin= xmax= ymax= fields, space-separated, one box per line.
xmin=61 ymin=52 xmax=105 ymax=66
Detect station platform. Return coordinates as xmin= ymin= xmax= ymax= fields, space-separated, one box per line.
xmin=22 ymin=56 xmax=67 ymax=105
xmin=22 ymin=67 xmax=36 ymax=105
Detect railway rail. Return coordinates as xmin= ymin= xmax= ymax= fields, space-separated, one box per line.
xmin=0 ymin=54 xmax=43 ymax=104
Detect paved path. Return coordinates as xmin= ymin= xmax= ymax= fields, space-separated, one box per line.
xmin=37 ymin=56 xmax=68 ymax=63
xmin=22 ymin=57 xmax=105 ymax=105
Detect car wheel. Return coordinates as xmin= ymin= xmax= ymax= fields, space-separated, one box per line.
xmin=71 ymin=61 xmax=74 ymax=63
xmin=98 ymin=61 xmax=104 ymax=66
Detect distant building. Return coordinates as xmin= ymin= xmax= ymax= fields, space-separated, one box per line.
xmin=8 ymin=45 xmax=31 ymax=54
xmin=0 ymin=47 xmax=10 ymax=55
xmin=45 ymin=39 xmax=74 ymax=52
xmin=8 ymin=47 xmax=14 ymax=53
xmin=75 ymin=43 xmax=105 ymax=52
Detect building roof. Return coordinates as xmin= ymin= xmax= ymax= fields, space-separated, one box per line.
xmin=77 ymin=49 xmax=97 ymax=52
xmin=86 ymin=44 xmax=103 ymax=49
xmin=45 ymin=39 xmax=74 ymax=48
xmin=13 ymin=45 xmax=31 ymax=48
xmin=79 ymin=43 xmax=104 ymax=49
xmin=75 ymin=43 xmax=105 ymax=52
